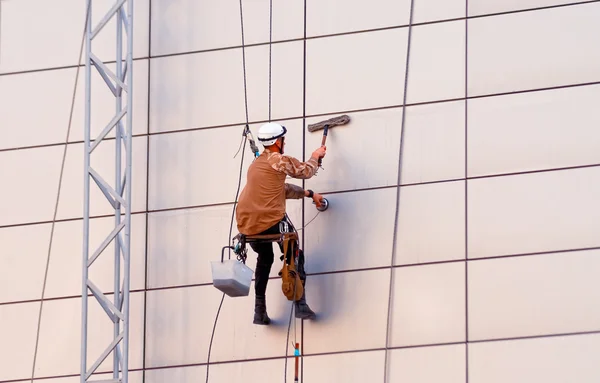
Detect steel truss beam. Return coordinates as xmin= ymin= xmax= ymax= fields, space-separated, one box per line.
xmin=81 ymin=1 xmax=133 ymax=382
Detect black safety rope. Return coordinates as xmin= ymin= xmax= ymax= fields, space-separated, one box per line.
xmin=239 ymin=3 xmax=250 ymax=127
xmin=205 ymin=0 xmax=252 ymax=381
xmin=29 ymin=1 xmax=91 ymax=380
xmin=205 ymin=130 xmax=247 ymax=383
xmin=383 ymin=0 xmax=415 ymax=381
xmin=268 ymin=0 xmax=273 ymax=121
xmin=283 ymin=214 xmax=298 ymax=383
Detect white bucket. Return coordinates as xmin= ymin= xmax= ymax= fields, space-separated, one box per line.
xmin=211 ymin=259 xmax=254 ymax=297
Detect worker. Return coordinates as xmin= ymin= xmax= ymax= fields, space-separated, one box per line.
xmin=235 ymin=122 xmax=327 ymax=325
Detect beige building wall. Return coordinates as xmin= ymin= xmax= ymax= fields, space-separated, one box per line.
xmin=1 ymin=0 xmax=600 ymax=382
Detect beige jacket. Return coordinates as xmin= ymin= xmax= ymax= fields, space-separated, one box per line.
xmin=236 ymin=149 xmax=319 ymax=235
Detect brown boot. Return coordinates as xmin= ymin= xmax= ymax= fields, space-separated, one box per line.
xmin=253 ymin=296 xmax=271 ymax=325
xmin=295 ymin=290 xmax=316 ymax=320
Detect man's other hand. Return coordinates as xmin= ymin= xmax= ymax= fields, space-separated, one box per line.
xmin=312 ymin=192 xmax=324 ymax=208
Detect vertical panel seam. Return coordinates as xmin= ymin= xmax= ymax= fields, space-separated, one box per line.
xmin=0 ymin=0 xmax=3 ymax=69
xmin=142 ymin=0 xmax=153 ymax=381
xmin=383 ymin=1 xmax=416 ymax=381
xmin=464 ymin=1 xmax=470 ymax=382
xmin=300 ymin=1 xmax=308 ymax=382
xmin=28 ymin=2 xmax=90 ymax=380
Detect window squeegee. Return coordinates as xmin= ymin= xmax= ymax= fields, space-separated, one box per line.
xmin=307 ymin=114 xmax=351 ymax=212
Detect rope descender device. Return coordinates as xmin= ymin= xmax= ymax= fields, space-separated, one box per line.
xmin=244 ymin=124 xmax=260 ymax=159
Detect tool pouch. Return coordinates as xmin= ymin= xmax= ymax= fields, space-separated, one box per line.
xmin=279 ymin=236 xmax=303 ymax=301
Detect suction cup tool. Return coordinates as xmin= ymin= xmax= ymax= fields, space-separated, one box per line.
xmin=315 ymin=197 xmax=329 ymax=212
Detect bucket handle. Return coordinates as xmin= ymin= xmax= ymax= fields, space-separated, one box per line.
xmin=220 ymin=245 xmax=235 ymax=262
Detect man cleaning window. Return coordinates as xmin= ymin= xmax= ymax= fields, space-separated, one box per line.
xmin=235 ymin=122 xmax=326 ymax=325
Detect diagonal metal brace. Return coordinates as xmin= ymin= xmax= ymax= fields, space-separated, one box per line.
xmin=120 ymin=6 xmax=129 ymax=31
xmin=85 ymin=332 xmax=124 ymax=379
xmin=117 ymin=62 xmax=128 ymax=98
xmin=91 ymin=0 xmax=127 ymax=39
xmin=119 ymin=171 xmax=127 ymax=197
xmin=88 ymin=221 xmax=126 ymax=267
xmin=91 ymin=59 xmax=117 ymax=97
xmin=90 ymin=108 xmax=127 ymax=153
xmin=88 ymin=280 xmax=125 ymax=320
xmin=89 ymin=168 xmax=127 ymax=209
xmin=87 ymin=280 xmax=125 ymax=322
xmin=117 ymin=232 xmax=129 ymax=262
xmin=90 ymin=52 xmax=128 ymax=92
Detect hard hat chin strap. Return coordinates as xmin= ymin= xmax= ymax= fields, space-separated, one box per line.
xmin=275 ymin=137 xmax=285 ymax=154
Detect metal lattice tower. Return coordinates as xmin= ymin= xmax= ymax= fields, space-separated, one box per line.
xmin=81 ymin=1 xmax=133 ymax=382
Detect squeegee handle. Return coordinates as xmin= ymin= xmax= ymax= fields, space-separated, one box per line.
xmin=321 ymin=125 xmax=329 ymax=144
xmin=318 ymin=125 xmax=329 ymax=167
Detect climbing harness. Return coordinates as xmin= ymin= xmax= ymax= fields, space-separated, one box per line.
xmin=216 ymin=219 xmax=305 ymax=301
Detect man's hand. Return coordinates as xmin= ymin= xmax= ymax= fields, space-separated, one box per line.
xmin=304 ymin=189 xmax=325 ymax=207
xmin=312 ymin=192 xmax=324 ymax=208
xmin=311 ymin=145 xmax=326 ymax=160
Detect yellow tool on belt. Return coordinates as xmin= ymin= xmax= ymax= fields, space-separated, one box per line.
xmin=279 ymin=233 xmax=303 ymax=301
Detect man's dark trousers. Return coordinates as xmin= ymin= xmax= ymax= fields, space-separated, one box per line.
xmin=249 ymin=216 xmax=306 ymax=300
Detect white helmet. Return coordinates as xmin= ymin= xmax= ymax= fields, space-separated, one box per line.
xmin=257 ymin=122 xmax=287 ymax=146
